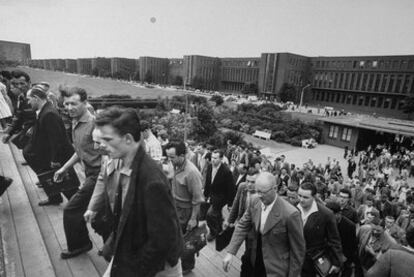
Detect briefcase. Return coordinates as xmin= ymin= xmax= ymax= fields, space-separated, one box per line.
xmin=311 ymin=250 xmax=332 ymax=277
xmin=215 ymin=226 xmax=234 ymax=252
xmin=183 ymin=223 xmax=208 ymax=257
xmin=37 ymin=168 xmax=80 ymax=195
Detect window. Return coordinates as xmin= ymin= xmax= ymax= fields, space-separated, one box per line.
xmin=364 ymin=96 xmax=371 ymax=106
xmin=346 ymin=94 xmax=352 ymax=104
xmin=329 ymin=125 xmax=339 ymax=139
xmin=391 ymin=97 xmax=397 ymax=109
xmin=372 ymin=61 xmax=378 ymax=68
xmin=374 ymin=74 xmax=381 ymax=91
xmin=368 ymin=74 xmax=375 ymax=91
xmin=402 ymin=75 xmax=412 ymax=93
xmin=352 ymin=95 xmax=357 ymax=105
xmin=388 ymin=75 xmax=395 ymax=92
xmin=395 ymin=75 xmax=403 ymax=93
xmin=384 ymin=98 xmax=390 ymax=109
xmin=380 ymin=75 xmax=388 ymax=92
xmin=358 ymin=96 xmax=364 ymax=106
xmin=377 ymin=96 xmax=384 ymax=108
xmin=370 ymin=97 xmax=377 ymax=107
xmin=342 ymin=128 xmax=352 ymax=141
xmin=360 ymin=61 xmax=365 ymax=68
xmin=398 ymin=100 xmax=405 ymax=110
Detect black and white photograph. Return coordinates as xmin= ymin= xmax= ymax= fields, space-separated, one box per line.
xmin=1 ymin=0 xmax=414 ymax=276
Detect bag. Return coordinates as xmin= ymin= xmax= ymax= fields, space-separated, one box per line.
xmin=198 ymin=201 xmax=210 ymax=221
xmin=183 ymin=223 xmax=208 ymax=257
xmin=311 ymin=250 xmax=332 ymax=277
xmin=215 ymin=226 xmax=234 ymax=251
xmin=11 ymin=127 xmax=31 ymax=149
xmin=37 ymin=168 xmax=80 ymax=195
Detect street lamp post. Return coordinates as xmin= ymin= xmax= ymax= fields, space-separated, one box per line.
xmin=299 ymin=84 xmax=311 ymax=111
xmin=184 ymin=77 xmax=188 ymax=141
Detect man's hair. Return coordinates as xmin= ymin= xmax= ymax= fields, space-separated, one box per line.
xmin=11 ymin=70 xmax=30 ymax=82
xmin=140 ymin=120 xmax=151 ymax=131
xmin=326 ymin=201 xmax=341 ymax=214
xmin=212 ymin=149 xmax=224 ymax=158
xmin=406 ymin=226 xmax=414 ymax=248
xmin=165 ymin=141 xmax=187 ymax=156
xmin=95 ymin=106 xmax=141 ymax=141
xmin=300 ymin=182 xmax=317 ymax=196
xmin=385 ymin=215 xmax=395 ymax=221
xmin=339 ymin=188 xmax=352 ymax=198
xmin=59 ymin=86 xmax=88 ymax=102
xmin=0 ymin=70 xmax=12 ymax=80
xmin=28 ymin=85 xmax=48 ymax=99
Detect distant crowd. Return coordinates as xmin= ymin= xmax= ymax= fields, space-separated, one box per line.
xmin=0 ymin=69 xmax=414 ymax=277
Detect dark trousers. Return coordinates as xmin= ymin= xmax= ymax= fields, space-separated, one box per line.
xmin=240 ymin=241 xmax=253 ymax=277
xmin=301 ymin=257 xmax=317 ymax=277
xmin=63 ymin=167 xmax=101 ymax=251
xmin=23 ymin=151 xmax=76 ymax=202
xmin=254 ymin=233 xmax=266 ymax=277
xmin=176 ymin=206 xmax=195 ymax=271
xmin=206 ymin=197 xmax=225 ymax=237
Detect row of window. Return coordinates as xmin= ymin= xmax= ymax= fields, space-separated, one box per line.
xmin=288 ymin=70 xmax=305 ymax=86
xmin=288 ymin=57 xmax=308 ymax=67
xmin=313 ymin=91 xmax=406 ymax=110
xmin=328 ymin=125 xmax=352 ymax=142
xmin=313 ymin=72 xmax=414 ymax=94
xmin=222 ymin=67 xmax=259 ymax=82
xmin=313 ymin=59 xmax=414 ymax=70
xmin=222 ymin=60 xmax=259 ymax=67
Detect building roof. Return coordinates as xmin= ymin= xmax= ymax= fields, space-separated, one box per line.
xmin=318 ymin=115 xmax=414 ymax=137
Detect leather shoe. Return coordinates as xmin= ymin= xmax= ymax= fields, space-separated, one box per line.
xmin=61 ymin=242 xmax=93 ymax=259
xmin=35 ymin=182 xmax=43 ymax=188
xmin=0 ymin=176 xmax=13 ymax=196
xmin=38 ymin=199 xmax=62 ymax=206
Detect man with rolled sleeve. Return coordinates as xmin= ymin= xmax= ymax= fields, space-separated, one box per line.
xmin=85 ymin=107 xmax=183 ymax=277
xmin=165 ymin=141 xmax=204 ymax=274
xmin=54 ymin=87 xmax=104 ymax=259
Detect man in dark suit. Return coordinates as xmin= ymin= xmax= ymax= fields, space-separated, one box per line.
xmin=204 ymin=150 xmax=236 ymax=241
xmin=367 ymin=226 xmax=414 ymax=277
xmin=85 ymin=106 xmax=183 ymax=277
xmin=233 ymin=163 xmax=247 ymax=188
xmin=22 ymin=85 xmax=77 ymax=205
xmin=2 ymin=70 xmax=36 ymax=146
xmin=223 ymin=172 xmax=306 ymax=277
xmin=326 ymin=201 xmax=358 ymax=277
xmin=297 ymin=182 xmax=343 ymax=277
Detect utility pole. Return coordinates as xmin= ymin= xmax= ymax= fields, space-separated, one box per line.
xmin=184 ymin=77 xmax=188 ymax=141
xmin=299 ymin=83 xmax=311 ymax=111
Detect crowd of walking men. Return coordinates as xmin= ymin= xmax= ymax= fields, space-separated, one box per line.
xmin=0 ymin=69 xmax=414 ymax=277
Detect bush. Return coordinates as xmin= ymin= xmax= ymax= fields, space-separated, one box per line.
xmin=211 ymin=95 xmax=224 ymax=106
xmin=222 ymin=131 xmax=245 ymax=146
xmin=290 ymin=137 xmax=302 ymax=147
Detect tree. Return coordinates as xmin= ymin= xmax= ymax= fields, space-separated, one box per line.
xmin=191 ymin=76 xmax=204 ymax=90
xmin=172 ymin=75 xmax=183 ymax=86
xmin=402 ymin=96 xmax=414 ymax=119
xmin=144 ymin=70 xmax=153 ymax=83
xmin=133 ymin=71 xmax=140 ymax=81
xmin=193 ymin=105 xmax=217 ymax=140
xmin=91 ymin=67 xmax=99 ymax=77
xmin=211 ymin=94 xmax=224 ymax=106
xmin=278 ymin=83 xmax=297 ymax=103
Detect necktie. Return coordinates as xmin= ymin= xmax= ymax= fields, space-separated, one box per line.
xmin=113 ymin=181 xmax=123 ymax=235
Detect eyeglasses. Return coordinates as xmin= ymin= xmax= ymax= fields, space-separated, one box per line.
xmin=256 ymin=187 xmax=273 ymax=195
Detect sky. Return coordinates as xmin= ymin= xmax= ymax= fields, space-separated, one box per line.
xmin=1 ymin=0 xmax=414 ymax=59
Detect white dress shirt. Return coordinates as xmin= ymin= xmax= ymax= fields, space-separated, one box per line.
xmin=260 ymin=196 xmax=277 ymax=234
